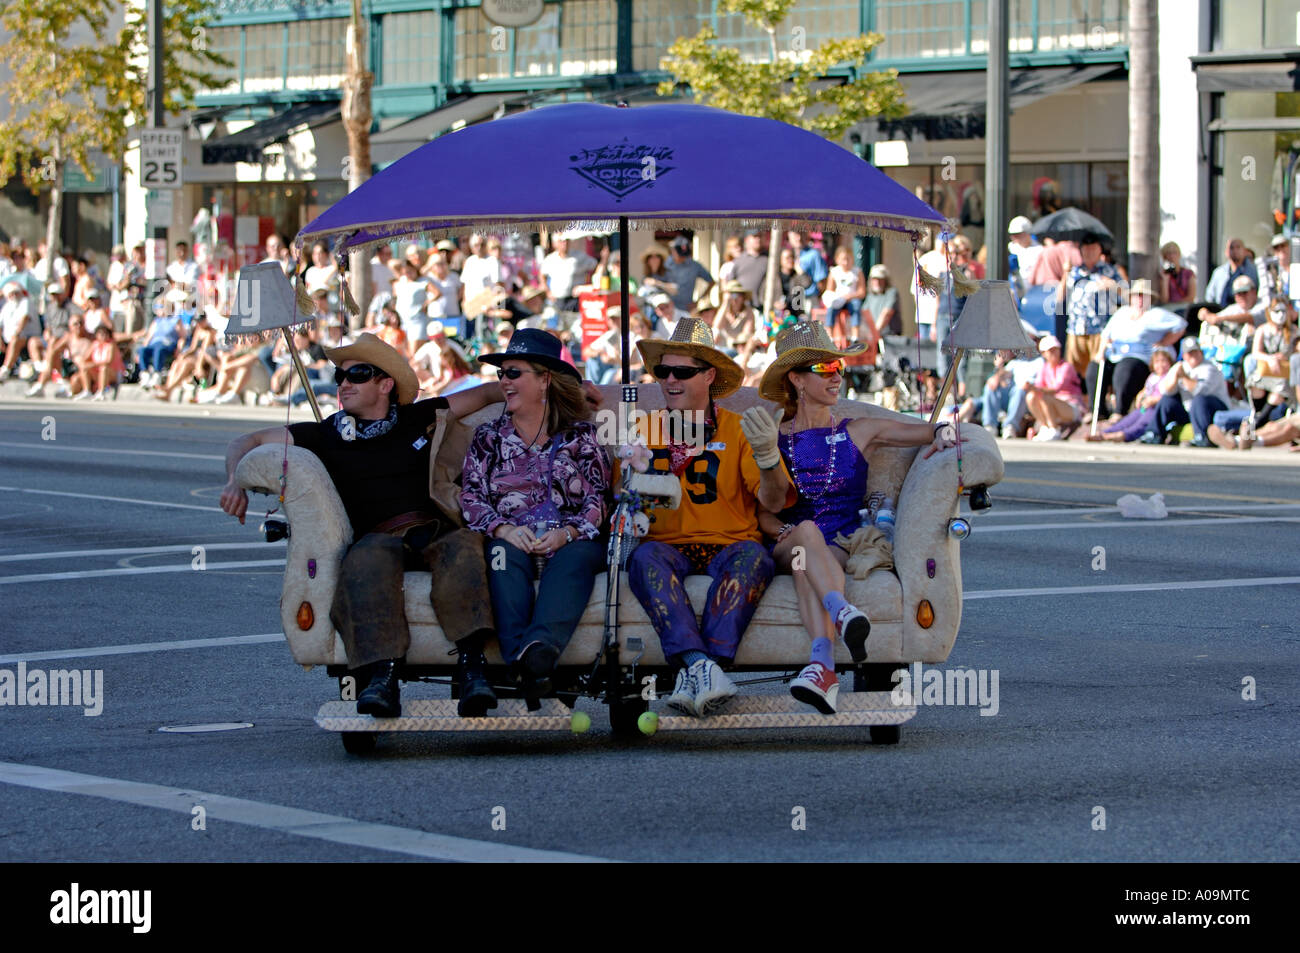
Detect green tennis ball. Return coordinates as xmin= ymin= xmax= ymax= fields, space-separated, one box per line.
xmin=570 ymin=711 xmax=591 ymax=734
xmin=637 ymin=710 xmax=659 ymax=736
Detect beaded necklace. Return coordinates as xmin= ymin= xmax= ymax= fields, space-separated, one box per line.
xmin=783 ymin=409 xmax=837 ymax=500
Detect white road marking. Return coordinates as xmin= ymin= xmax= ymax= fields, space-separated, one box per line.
xmin=980 ymin=502 xmax=1300 ymax=518
xmin=0 ymin=559 xmax=285 ymax=585
xmin=0 ymin=762 xmax=612 ymax=863
xmin=0 ymin=440 xmax=223 ymax=461
xmin=0 ymin=634 xmax=284 ymax=664
xmin=0 ymin=542 xmax=282 ymax=563
xmin=964 ymin=576 xmax=1300 ymax=600
xmin=970 ymin=516 xmax=1300 ymax=533
xmin=0 ymin=485 xmax=225 ymax=513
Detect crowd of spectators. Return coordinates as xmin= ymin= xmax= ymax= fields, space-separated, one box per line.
xmin=2 ymin=222 xmax=1296 ymax=452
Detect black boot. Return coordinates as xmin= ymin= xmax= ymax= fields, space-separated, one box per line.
xmin=356 ymin=659 xmax=402 ymax=718
xmin=514 ymin=642 xmax=559 ymax=699
xmin=456 ymin=639 xmax=497 ymax=718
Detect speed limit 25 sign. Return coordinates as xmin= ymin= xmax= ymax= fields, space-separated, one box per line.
xmin=140 ymin=128 xmax=183 ymax=189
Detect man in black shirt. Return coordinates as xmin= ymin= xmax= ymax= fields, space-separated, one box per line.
xmin=220 ymin=333 xmax=503 ymax=718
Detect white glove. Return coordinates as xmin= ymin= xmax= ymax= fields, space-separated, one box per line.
xmin=741 ymin=407 xmax=785 ymax=470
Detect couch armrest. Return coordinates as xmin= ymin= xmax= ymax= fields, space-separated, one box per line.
xmin=894 ymin=426 xmax=1005 ymax=662
xmin=235 ymin=444 xmax=352 ymax=665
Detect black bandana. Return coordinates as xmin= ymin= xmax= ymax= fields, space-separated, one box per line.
xmin=336 ymin=403 xmax=398 ymax=441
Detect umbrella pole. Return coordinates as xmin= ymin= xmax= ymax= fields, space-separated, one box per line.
xmin=929 ymin=347 xmax=963 ymax=423
xmin=604 ymin=214 xmax=633 ymax=708
xmin=283 ymin=327 xmax=322 ymax=422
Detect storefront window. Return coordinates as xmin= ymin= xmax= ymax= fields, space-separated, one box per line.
xmin=200 ymin=181 xmax=347 ymax=263
xmin=1216 ymin=0 xmax=1300 ymax=50
xmin=1212 ymin=92 xmax=1300 ymax=260
xmin=382 ymin=10 xmax=441 ymax=87
xmin=454 ymin=2 xmax=615 ymax=82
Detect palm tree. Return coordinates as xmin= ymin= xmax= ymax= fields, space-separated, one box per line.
xmin=1127 ymin=0 xmax=1159 ymax=286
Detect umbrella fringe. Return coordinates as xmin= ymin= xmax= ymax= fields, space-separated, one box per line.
xmin=293 ymin=214 xmax=942 ymax=256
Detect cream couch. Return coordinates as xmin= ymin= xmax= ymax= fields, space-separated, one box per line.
xmin=235 ymin=384 xmax=1004 ymax=673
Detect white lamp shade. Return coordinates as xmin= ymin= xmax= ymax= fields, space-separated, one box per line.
xmin=948 ymin=280 xmax=1036 ymax=353
xmin=227 ymin=262 xmax=304 ymax=335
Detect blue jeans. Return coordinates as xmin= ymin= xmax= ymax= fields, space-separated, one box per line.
xmin=138 ymin=342 xmax=173 ymax=372
xmin=826 ymin=298 xmax=862 ymax=329
xmin=1155 ymin=394 xmax=1227 ymax=441
xmin=1211 ymin=407 xmax=1250 ymax=434
xmin=257 ymin=343 xmax=276 ymax=379
xmin=485 ymin=537 xmax=606 ymax=663
xmin=289 ymin=380 xmax=338 ymax=406
xmin=627 ymin=539 xmax=774 ymax=665
xmin=585 ymin=356 xmax=617 ymax=385
xmin=1004 ymin=384 xmax=1030 ymax=434
xmin=980 ymin=380 xmax=1011 ymax=428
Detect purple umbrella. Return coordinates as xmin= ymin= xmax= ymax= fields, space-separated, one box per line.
xmin=298 ymin=102 xmax=943 ymax=386
xmin=299 ymin=102 xmax=943 ymax=251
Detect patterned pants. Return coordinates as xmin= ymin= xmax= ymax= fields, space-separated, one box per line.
xmin=627 ymin=539 xmax=774 ymax=665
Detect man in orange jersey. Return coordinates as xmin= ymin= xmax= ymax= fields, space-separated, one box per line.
xmin=628 ymin=319 xmax=794 ymax=717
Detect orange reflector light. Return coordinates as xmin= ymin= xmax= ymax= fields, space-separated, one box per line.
xmin=296 ymin=601 xmax=314 ymax=630
xmin=916 ymin=600 xmax=934 ymax=628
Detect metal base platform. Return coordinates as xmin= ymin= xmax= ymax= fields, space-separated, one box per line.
xmin=316 ymin=692 xmax=915 ymax=734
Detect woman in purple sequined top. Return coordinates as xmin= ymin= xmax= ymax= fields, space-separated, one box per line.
xmin=461 ymin=329 xmax=611 ymax=704
xmin=753 ymin=322 xmax=964 ymax=715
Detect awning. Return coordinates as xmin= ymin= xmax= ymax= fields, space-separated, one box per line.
xmin=866 ymin=64 xmax=1123 ymax=140
xmin=202 ymin=101 xmax=340 ymax=165
xmin=1191 ymin=52 xmax=1300 ymax=92
xmin=371 ymin=94 xmax=525 ymax=165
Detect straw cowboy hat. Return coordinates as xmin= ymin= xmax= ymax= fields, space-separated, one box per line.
xmin=640 ymin=243 xmax=671 ymax=268
xmin=721 ymin=279 xmax=752 ymax=299
xmin=324 ymin=332 xmax=420 ymax=405
xmin=636 ymin=317 xmax=744 ymax=399
xmin=759 ymin=321 xmax=868 ymax=402
xmin=1128 ymin=278 xmax=1155 ymax=298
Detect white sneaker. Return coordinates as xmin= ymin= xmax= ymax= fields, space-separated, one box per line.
xmin=0 ymin=365 xmax=10 ymax=381
xmin=92 ymin=391 xmax=105 ymax=402
xmin=197 ymin=388 xmax=222 ymax=404
xmin=213 ymin=390 xmax=240 ymax=405
xmin=72 ymin=390 xmax=90 ymax=401
xmin=1032 ymin=426 xmax=1059 ymax=442
xmin=24 ymin=383 xmax=45 ymax=398
xmin=664 ymin=666 xmax=699 ymax=716
xmin=692 ymin=659 xmax=737 ymax=717
xmin=54 ymin=383 xmax=70 ymax=398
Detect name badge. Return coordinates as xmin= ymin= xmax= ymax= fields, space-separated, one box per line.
xmin=412 ymin=436 xmax=428 ymax=450
xmin=826 ymin=432 xmax=849 ymax=445
xmin=706 ymin=441 xmax=727 ymax=451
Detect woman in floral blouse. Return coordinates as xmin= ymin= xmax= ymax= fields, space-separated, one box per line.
xmin=461 ymin=328 xmax=611 ymax=698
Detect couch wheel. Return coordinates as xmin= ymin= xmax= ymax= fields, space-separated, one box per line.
xmin=608 ymin=695 xmax=648 ymax=739
xmin=341 ymin=732 xmax=376 ymax=755
xmin=870 ymin=725 xmax=900 ymax=745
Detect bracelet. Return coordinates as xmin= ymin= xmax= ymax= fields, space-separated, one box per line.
xmin=933 ymin=422 xmax=955 ymax=440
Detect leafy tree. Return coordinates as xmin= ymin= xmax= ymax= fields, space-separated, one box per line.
xmin=0 ymin=0 xmax=230 ymax=258
xmin=657 ymin=0 xmax=908 ymax=316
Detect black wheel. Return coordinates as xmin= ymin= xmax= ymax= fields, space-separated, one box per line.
xmin=340 ymin=731 xmax=376 ymax=754
xmin=608 ymin=694 xmax=649 ymax=739
xmin=870 ymin=725 xmax=900 ymax=745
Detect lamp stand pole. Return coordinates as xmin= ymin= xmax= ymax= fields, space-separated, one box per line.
xmin=929 ymin=349 xmax=963 ymax=423
xmin=283 ymin=327 xmax=323 ymax=422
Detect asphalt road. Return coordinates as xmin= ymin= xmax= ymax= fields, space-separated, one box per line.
xmin=0 ymin=401 xmax=1296 ymax=863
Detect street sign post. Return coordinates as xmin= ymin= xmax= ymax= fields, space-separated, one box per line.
xmin=140 ymin=128 xmax=183 ymax=189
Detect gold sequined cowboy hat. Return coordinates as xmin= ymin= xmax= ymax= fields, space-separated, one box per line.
xmin=759 ymin=321 xmax=868 ymax=402
xmin=636 ymin=317 xmax=744 ymax=399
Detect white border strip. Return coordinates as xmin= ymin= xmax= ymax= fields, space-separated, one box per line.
xmin=971 ymin=516 xmax=1300 ymax=533
xmin=0 ymin=634 xmax=284 ymax=664
xmin=0 ymin=485 xmax=225 ymax=514
xmin=979 ymin=502 xmax=1300 ymax=518
xmin=0 ymin=762 xmax=612 ymax=863
xmin=0 ymin=542 xmax=282 ymax=563
xmin=0 ymin=440 xmax=223 ymax=461
xmin=0 ymin=559 xmax=285 ymax=585
xmin=963 ymin=576 xmax=1300 ymax=600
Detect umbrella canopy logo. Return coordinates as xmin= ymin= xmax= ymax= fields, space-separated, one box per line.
xmin=569 ymin=142 xmax=675 ymax=200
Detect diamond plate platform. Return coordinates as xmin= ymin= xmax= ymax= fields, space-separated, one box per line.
xmin=317 ymin=692 xmax=915 ymax=733
xmin=651 ymin=691 xmax=915 ymax=731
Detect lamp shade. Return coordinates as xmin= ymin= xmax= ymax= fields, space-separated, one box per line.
xmin=947 ymin=280 xmax=1036 ymax=354
xmin=227 ymin=262 xmax=305 ymax=338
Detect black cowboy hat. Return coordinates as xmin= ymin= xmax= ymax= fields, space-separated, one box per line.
xmin=479 ymin=327 xmax=581 ymax=380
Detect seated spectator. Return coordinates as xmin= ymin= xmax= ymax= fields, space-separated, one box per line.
xmin=1024 ymin=334 xmax=1086 ymax=440
xmin=26 ymin=312 xmax=92 ymax=398
xmin=776 ymin=247 xmax=813 ymax=320
xmin=1153 ymin=337 xmax=1230 ymax=446
xmin=303 ymin=241 xmax=339 ymax=298
xmin=72 ymin=324 xmax=124 ymax=400
xmin=152 ymin=313 xmax=219 ymax=402
xmin=1090 ymin=278 xmax=1186 ymax=419
xmin=712 ymin=281 xmax=756 ymax=357
xmin=133 ymin=289 xmax=191 ymax=388
xmin=81 ymin=288 xmax=112 ymax=334
xmin=865 ymin=264 xmax=900 ymax=337
xmin=1215 ymin=408 xmax=1300 ymax=451
xmin=1090 ymin=346 xmax=1175 ymax=442
xmin=374 ymin=301 xmax=411 ymax=359
xmin=201 ymin=341 xmax=266 ymax=405
xmin=0 ymin=279 xmax=35 ymax=381
xmin=322 ymin=315 xmax=355 ymax=350
xmin=1198 ymin=274 xmax=1264 ymax=357
xmin=1243 ymin=296 xmax=1296 ymax=426
xmin=584 ymin=308 xmax=650 ymax=385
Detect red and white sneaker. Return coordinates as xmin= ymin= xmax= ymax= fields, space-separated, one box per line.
xmin=789 ymin=662 xmax=839 ymax=714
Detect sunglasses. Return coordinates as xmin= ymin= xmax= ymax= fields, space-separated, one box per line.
xmin=497 ymin=367 xmax=542 ymax=380
xmin=653 ymin=364 xmax=709 ymax=381
xmin=794 ymin=360 xmax=844 ymax=377
xmin=334 ymin=364 xmax=388 ymax=385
